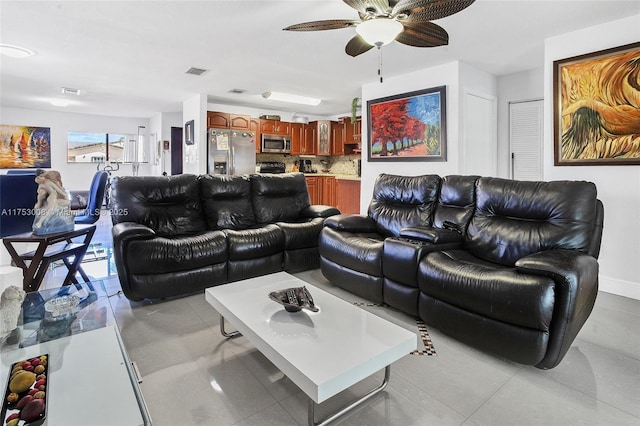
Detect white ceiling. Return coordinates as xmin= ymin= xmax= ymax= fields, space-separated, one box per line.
xmin=1 ymin=0 xmax=639 ymax=119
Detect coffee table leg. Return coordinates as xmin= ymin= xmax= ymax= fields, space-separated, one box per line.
xmin=308 ymin=365 xmax=391 ymax=426
xmin=219 ymin=316 xmax=241 ymax=338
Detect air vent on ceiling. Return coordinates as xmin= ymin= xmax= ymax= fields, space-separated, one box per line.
xmin=228 ymin=88 xmax=247 ymax=94
xmin=186 ymin=67 xmax=208 ymax=76
xmin=61 ymin=87 xmax=82 ymax=96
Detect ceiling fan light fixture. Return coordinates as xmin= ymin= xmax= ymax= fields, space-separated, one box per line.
xmin=356 ymin=18 xmax=403 ymax=47
xmin=262 ymin=91 xmax=321 ymax=106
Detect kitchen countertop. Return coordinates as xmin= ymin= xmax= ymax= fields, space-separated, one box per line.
xmin=301 ymin=173 xmax=360 ymax=181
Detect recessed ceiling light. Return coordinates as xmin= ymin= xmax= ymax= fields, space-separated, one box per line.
xmin=50 ymin=99 xmax=70 ymax=107
xmin=262 ymin=91 xmax=321 ymax=106
xmin=0 ymin=44 xmax=35 ymax=58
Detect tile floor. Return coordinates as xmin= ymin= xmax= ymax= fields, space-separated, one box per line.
xmin=40 ymin=213 xmax=640 ymax=425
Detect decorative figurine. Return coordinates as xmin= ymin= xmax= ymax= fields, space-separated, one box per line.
xmin=0 ymin=285 xmax=26 ymax=340
xmin=269 ymin=286 xmax=319 ymax=313
xmin=32 ymin=169 xmax=74 ymax=235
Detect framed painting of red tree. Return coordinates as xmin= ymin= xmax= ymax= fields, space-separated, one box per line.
xmin=367 ymin=86 xmax=446 ymax=162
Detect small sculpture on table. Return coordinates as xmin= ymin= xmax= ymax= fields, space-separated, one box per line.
xmin=269 ymin=286 xmax=319 ymax=313
xmin=0 ymin=286 xmax=26 ymax=344
xmin=32 ymin=169 xmax=74 ymax=235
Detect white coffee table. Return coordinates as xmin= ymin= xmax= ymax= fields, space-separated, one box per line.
xmin=1 ymin=281 xmax=151 ymax=425
xmin=205 ymin=272 xmax=417 ymax=425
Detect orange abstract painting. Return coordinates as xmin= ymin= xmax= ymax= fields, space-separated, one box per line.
xmin=553 ymin=42 xmax=640 ymax=165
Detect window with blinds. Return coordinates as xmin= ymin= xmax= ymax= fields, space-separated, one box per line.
xmin=509 ymin=99 xmax=543 ymax=181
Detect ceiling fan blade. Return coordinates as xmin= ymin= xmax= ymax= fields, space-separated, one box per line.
xmin=283 ymin=19 xmax=359 ymax=31
xmin=345 ymin=35 xmax=375 ymax=57
xmin=395 ymin=21 xmax=449 ymax=47
xmin=392 ymin=0 xmax=476 ymax=21
xmin=343 ymin=0 xmax=391 ymax=15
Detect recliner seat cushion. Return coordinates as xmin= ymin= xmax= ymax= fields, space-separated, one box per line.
xmin=368 ymin=174 xmax=441 ymax=237
xmin=251 ymin=173 xmax=311 ymax=223
xmin=126 ymin=231 xmax=227 ymax=274
xmin=200 ymin=174 xmax=255 ymax=230
xmin=418 ymin=249 xmax=555 ymax=331
xmin=466 ymin=178 xmax=598 ymax=266
xmin=319 ymin=227 xmax=385 ymax=276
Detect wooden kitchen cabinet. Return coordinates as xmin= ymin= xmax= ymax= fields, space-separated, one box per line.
xmin=290 ymin=122 xmax=302 ymax=155
xmin=306 ymin=176 xmax=337 ymax=206
xmin=341 ymin=116 xmax=362 ymax=155
xmin=260 ymin=119 xmax=290 ymax=135
xmin=250 ymin=117 xmax=261 ymax=153
xmin=303 ymin=123 xmax=316 ymax=155
xmin=331 ymin=121 xmax=344 ymax=156
xmin=305 ymin=176 xmax=321 ymax=205
xmin=336 ymin=179 xmax=361 ymax=214
xmin=230 ymin=114 xmax=251 ymax=130
xmin=342 ymin=116 xmax=362 ymax=144
xmin=292 ymin=123 xmax=318 ymax=155
xmin=207 ymin=112 xmax=250 ymax=130
xmin=322 ymin=176 xmax=336 ymax=206
xmin=207 ymin=111 xmax=230 ymax=128
xmin=316 ymin=120 xmax=331 ymax=156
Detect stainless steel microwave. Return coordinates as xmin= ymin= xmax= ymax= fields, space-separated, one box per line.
xmin=261 ymin=134 xmax=291 ymax=154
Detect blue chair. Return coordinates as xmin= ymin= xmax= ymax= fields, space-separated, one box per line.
xmin=0 ymin=172 xmax=38 ymax=237
xmin=74 ymin=171 xmax=108 ymax=225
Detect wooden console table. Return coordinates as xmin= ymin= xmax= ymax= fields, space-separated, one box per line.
xmin=2 ymin=224 xmax=96 ymax=292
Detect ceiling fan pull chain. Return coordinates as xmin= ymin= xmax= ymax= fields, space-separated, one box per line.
xmin=378 ymin=45 xmax=383 ymax=83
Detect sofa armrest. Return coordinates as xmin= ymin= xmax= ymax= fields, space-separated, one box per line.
xmin=400 ymin=226 xmax=463 ymax=245
xmin=515 ymin=249 xmax=599 ymax=369
xmin=301 ymin=205 xmax=341 ymax=218
xmin=112 ymin=222 xmax=156 ymax=242
xmin=323 ymin=214 xmax=377 ymax=233
xmin=111 ymin=222 xmax=156 ymax=301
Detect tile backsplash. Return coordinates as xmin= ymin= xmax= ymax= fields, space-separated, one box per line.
xmin=257 ymin=154 xmax=360 ymax=176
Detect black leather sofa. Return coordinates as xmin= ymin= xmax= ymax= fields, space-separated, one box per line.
xmin=110 ymin=173 xmax=339 ymax=301
xmin=319 ymin=173 xmax=604 ymax=369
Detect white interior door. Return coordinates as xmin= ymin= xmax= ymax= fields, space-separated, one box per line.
xmin=509 ymin=99 xmax=543 ymax=180
xmin=462 ymin=91 xmax=497 ymax=176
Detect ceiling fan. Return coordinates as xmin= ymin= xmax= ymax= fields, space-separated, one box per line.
xmin=284 ymin=0 xmax=476 ymax=57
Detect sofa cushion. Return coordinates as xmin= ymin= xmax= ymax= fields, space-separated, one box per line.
xmin=433 ymin=175 xmax=479 ymax=231
xmin=126 ymin=231 xmax=227 ymax=274
xmin=224 ymin=224 xmax=284 ymax=261
xmin=200 ymin=174 xmax=255 ymax=230
xmin=368 ymin=174 xmax=441 ymax=237
xmin=418 ymin=249 xmax=555 ymax=331
xmin=251 ymin=173 xmax=311 ymax=223
xmin=111 ymin=174 xmax=206 ymax=235
xmin=466 ymin=178 xmax=599 ymax=266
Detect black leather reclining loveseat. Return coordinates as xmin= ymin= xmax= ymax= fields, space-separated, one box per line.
xmin=111 ymin=172 xmax=339 ymax=301
xmin=319 ymin=174 xmax=604 ymax=369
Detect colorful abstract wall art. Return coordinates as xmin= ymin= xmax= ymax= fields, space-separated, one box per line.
xmin=0 ymin=125 xmax=51 ymax=169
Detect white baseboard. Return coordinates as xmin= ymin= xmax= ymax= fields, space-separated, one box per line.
xmin=599 ymin=275 xmax=640 ymax=300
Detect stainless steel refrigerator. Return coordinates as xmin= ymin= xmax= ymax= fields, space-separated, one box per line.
xmin=207 ymin=129 xmax=257 ymax=175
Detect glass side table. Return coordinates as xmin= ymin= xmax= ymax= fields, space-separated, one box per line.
xmin=1 ymin=281 xmax=152 ymax=425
